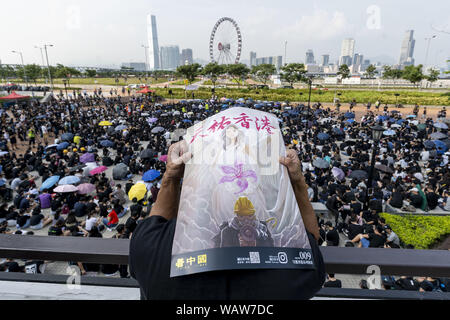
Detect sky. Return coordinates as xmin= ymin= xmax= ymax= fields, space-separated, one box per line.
xmin=0 ymin=0 xmax=449 ymax=68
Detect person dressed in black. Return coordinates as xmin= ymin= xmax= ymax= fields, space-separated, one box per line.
xmin=129 ymin=143 xmax=325 ymax=300
xmin=323 ymin=274 xmax=342 ymax=288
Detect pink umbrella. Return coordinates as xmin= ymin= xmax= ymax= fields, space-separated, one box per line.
xmin=90 ymin=166 xmax=108 ymax=175
xmin=54 ymin=185 xmax=78 ymax=193
xmin=158 ymin=155 xmax=168 ymax=162
xmin=77 ymin=183 xmax=96 ymax=194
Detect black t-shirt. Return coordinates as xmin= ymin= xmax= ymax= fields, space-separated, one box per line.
xmin=125 ymin=217 xmax=137 ymax=234
xmin=348 ymin=223 xmax=364 ymax=240
xmin=368 ymin=233 xmax=386 ymax=248
xmin=130 ymin=216 xmax=325 ymax=300
xmin=324 ymin=279 xmax=342 ymax=288
xmin=326 ymin=229 xmax=340 ymax=247
xmin=390 ymin=192 xmax=403 ymax=208
xmin=16 ymin=215 xmax=30 ymax=227
xmin=30 ymin=214 xmax=44 ymax=226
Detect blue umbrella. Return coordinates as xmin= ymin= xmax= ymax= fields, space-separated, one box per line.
xmin=344 ymin=112 xmax=355 ymax=119
xmin=383 ymin=130 xmax=396 ymax=136
xmin=57 ymin=142 xmax=70 ymax=150
xmin=59 ymin=176 xmax=81 ymax=185
xmin=424 ymin=140 xmax=435 ymax=149
xmin=434 ymin=140 xmax=448 ymax=155
xmin=346 ymin=119 xmax=355 ymax=124
xmin=396 ymin=119 xmax=405 ymax=125
xmin=100 ymin=140 xmax=114 ymax=147
xmin=222 ymin=104 xmax=228 ymax=108
xmin=434 ymin=122 xmax=449 ymax=130
xmin=115 ymin=125 xmax=128 ymax=131
xmin=0 ymin=179 xmax=6 ymax=187
xmin=183 ymin=119 xmax=192 ymax=123
xmin=406 ymin=115 xmax=417 ymax=119
xmin=61 ymin=133 xmax=74 ymax=142
xmin=282 ymin=112 xmax=289 ymax=117
xmin=377 ymin=115 xmax=388 ymax=122
xmin=40 ymin=176 xmax=60 ymax=191
xmin=143 ymin=169 xmax=161 ymax=182
xmin=317 ymin=133 xmax=330 ymax=141
xmin=254 ymin=104 xmax=262 ymax=109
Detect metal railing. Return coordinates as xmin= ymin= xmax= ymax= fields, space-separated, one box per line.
xmin=0 ymin=234 xmax=449 ymax=299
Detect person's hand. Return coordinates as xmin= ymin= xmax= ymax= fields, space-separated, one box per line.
xmin=279 ymin=149 xmax=307 ymax=187
xmin=166 ymin=141 xmax=192 ymax=181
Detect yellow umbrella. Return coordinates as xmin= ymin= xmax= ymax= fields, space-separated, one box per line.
xmin=73 ymin=136 xmax=81 ymax=145
xmin=128 ymin=183 xmax=147 ymax=201
xmin=99 ymin=121 xmax=113 ymax=127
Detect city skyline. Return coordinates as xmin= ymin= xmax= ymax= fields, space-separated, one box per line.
xmin=0 ymin=0 xmax=449 ymax=69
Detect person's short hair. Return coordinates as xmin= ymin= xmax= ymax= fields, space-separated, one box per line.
xmin=360 ymin=280 xmax=369 ymax=289
xmin=325 ymin=222 xmax=333 ymax=228
xmin=328 ymin=273 xmax=335 ymax=278
xmin=376 ymin=225 xmax=384 ymax=234
xmin=116 ymin=224 xmax=125 ymax=234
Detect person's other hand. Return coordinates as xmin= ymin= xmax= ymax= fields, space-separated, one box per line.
xmin=279 ymin=149 xmax=307 ymax=187
xmin=166 ymin=141 xmax=192 ymax=181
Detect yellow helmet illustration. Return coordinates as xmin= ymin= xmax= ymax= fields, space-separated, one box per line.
xmin=234 ymin=197 xmax=256 ymax=216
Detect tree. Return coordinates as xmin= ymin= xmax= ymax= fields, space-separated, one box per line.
xmin=402 ymin=64 xmax=424 ymax=87
xmin=176 ymin=63 xmax=203 ymax=84
xmin=85 ymin=69 xmax=97 ymax=78
xmin=280 ymin=63 xmax=307 ymax=87
xmin=225 ymin=64 xmax=250 ymax=88
xmin=364 ymin=64 xmax=378 ymax=79
xmin=337 ymin=64 xmax=351 ymax=81
xmin=446 ymin=61 xmax=450 ymax=74
xmin=426 ymin=68 xmax=440 ymax=88
xmin=250 ymin=64 xmax=276 ymax=85
xmin=24 ymin=64 xmax=43 ymax=85
xmin=202 ymin=63 xmax=225 ymax=88
xmin=383 ymin=66 xmax=403 ymax=85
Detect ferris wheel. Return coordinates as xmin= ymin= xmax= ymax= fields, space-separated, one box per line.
xmin=209 ymin=17 xmax=242 ymax=65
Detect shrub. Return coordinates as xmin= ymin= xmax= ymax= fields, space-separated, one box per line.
xmin=379 ymin=213 xmax=450 ymax=249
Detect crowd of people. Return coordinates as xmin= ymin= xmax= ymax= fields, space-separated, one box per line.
xmin=0 ymin=88 xmax=448 ymax=291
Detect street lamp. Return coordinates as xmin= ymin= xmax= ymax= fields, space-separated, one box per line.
xmin=62 ymin=79 xmax=69 ymax=98
xmin=365 ymin=124 xmax=385 ymax=210
xmin=62 ymin=79 xmax=73 ymax=132
xmin=43 ymin=44 xmax=54 ymax=92
xmin=142 ymin=45 xmax=149 ymax=74
xmin=34 ymin=46 xmax=47 ymax=82
xmin=12 ymin=50 xmax=28 ymax=86
xmin=307 ymin=75 xmax=313 ymax=112
xmin=424 ymin=35 xmax=437 ymax=69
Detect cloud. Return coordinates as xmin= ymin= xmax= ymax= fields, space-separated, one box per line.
xmin=279 ymin=9 xmax=353 ymax=41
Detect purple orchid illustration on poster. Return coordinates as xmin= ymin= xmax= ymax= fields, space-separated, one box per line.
xmin=219 ymin=162 xmax=257 ymax=194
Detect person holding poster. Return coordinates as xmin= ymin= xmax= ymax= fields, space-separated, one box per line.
xmin=129 ymin=108 xmax=325 ymax=300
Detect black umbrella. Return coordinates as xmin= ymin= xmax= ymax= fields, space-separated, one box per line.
xmin=332 ymin=128 xmax=344 ymax=135
xmin=349 ymin=170 xmax=368 ymax=180
xmin=375 ymin=164 xmax=394 ymax=174
xmin=140 ymin=149 xmax=157 ymax=159
xmin=113 ymin=163 xmax=129 ymax=180
xmin=313 ymin=158 xmax=330 ymax=169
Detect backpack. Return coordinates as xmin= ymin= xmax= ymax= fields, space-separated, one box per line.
xmin=62 ymin=204 xmax=70 ymax=215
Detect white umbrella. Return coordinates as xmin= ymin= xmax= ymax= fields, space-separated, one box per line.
xmin=54 ymin=185 xmax=78 ymax=193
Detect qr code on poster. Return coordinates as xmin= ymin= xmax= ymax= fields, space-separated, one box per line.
xmin=249 ymin=252 xmax=260 ymax=264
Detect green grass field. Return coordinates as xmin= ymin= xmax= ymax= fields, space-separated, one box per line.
xmin=152 ymin=87 xmax=450 ymax=106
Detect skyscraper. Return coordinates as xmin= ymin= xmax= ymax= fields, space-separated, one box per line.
xmin=160 ymin=46 xmax=180 ymax=70
xmin=399 ymin=30 xmax=415 ymax=66
xmin=250 ymin=52 xmax=257 ymax=67
xmin=181 ymin=49 xmax=193 ymax=65
xmin=305 ymin=50 xmax=315 ymax=65
xmin=340 ymin=38 xmax=355 ymax=66
xmin=147 ymin=14 xmax=160 ymax=70
xmin=321 ymin=54 xmax=330 ymax=67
